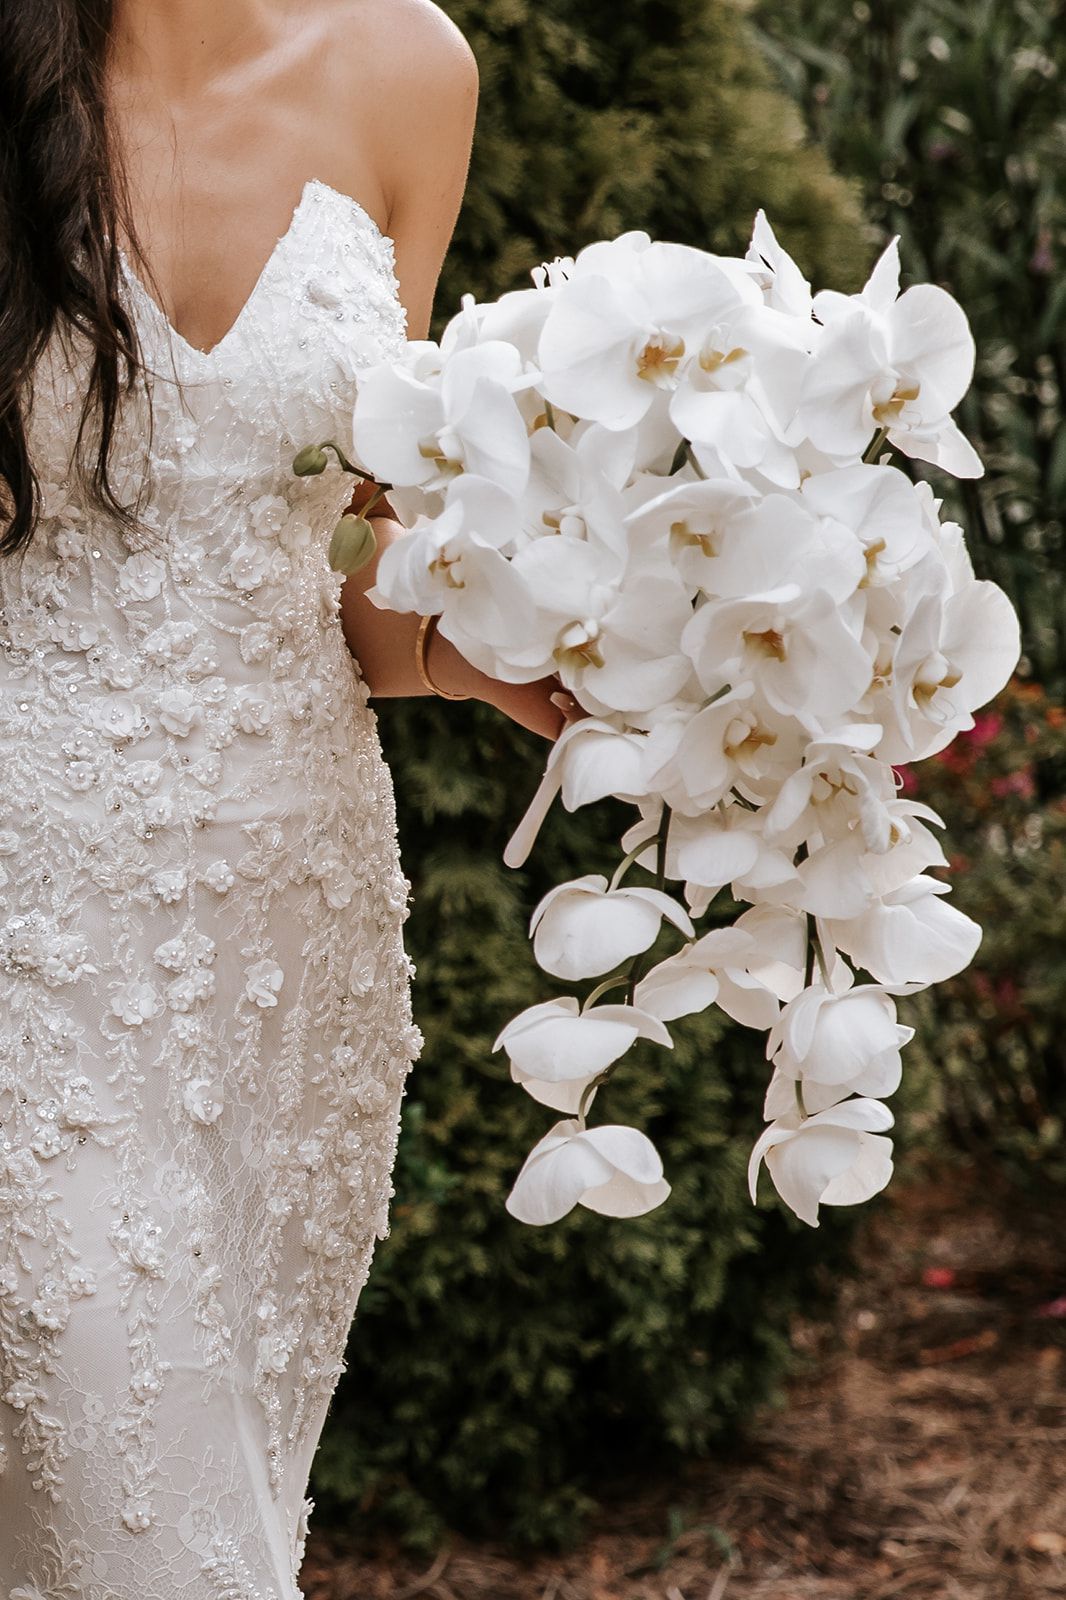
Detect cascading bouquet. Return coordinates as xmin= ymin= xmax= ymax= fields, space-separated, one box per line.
xmin=294 ymin=215 xmax=1021 ymax=1230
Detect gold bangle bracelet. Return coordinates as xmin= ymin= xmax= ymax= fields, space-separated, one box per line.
xmin=415 ymin=613 xmax=473 ymax=701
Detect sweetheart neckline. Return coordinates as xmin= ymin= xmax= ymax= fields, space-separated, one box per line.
xmin=117 ymin=176 xmax=397 ymax=363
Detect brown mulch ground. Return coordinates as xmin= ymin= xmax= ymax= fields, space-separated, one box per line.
xmin=300 ymin=1162 xmax=1066 ymax=1600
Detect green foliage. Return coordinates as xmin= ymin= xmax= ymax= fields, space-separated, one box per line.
xmin=313 ymin=699 xmax=858 ymax=1550
xmin=311 ymin=0 xmax=880 ymax=1551
xmin=893 ymin=679 xmax=1066 ymax=1186
xmin=432 ymin=0 xmax=869 ymax=316
xmin=751 ymin=0 xmax=1066 ymax=690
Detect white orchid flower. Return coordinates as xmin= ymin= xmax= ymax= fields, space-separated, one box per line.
xmin=503 ymin=715 xmax=655 ymax=869
xmin=789 ymin=798 xmax=949 ymax=920
xmin=530 ymin=872 xmax=694 ymax=981
xmin=872 ymin=574 xmax=1021 ymax=763
xmin=627 ymin=480 xmax=865 ymax=605
xmin=761 ymin=724 xmax=888 ymax=849
xmin=616 ymin=799 xmax=800 ymax=917
xmin=799 ymin=238 xmax=982 ymax=477
xmin=510 ymin=535 xmax=696 ymax=714
xmin=745 ymin=210 xmax=814 ymax=322
xmin=536 ymin=233 xmax=760 ymax=431
xmin=623 ymin=476 xmax=757 ymax=591
xmin=366 ymin=493 xmax=542 ymax=683
xmin=703 ymin=493 xmax=866 ymax=605
xmin=668 ymin=303 xmax=811 ymax=486
xmin=682 ymin=587 xmax=873 ymax=723
xmin=762 ymin=983 xmax=914 ymax=1117
xmin=799 ymin=462 xmax=937 ymax=589
xmin=493 ymin=997 xmax=673 ymax=1114
xmin=506 ymin=1119 xmax=671 ymax=1225
xmin=633 ymin=925 xmax=781 ymax=1029
xmin=748 ymin=1098 xmax=895 ymax=1226
xmin=524 ymin=417 xmax=641 ymax=560
xmin=641 ymin=683 xmax=806 ymax=817
xmin=824 ymin=873 xmax=981 ymax=986
xmin=353 ymin=339 xmax=537 ymax=498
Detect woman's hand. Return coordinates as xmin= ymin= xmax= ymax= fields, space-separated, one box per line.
xmin=485 ymin=675 xmax=587 ymax=742
xmin=339 ymin=522 xmax=587 ymax=740
xmin=412 ymin=614 xmax=587 ymax=741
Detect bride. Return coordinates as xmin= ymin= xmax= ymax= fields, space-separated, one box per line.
xmin=0 ymin=1 xmax=577 ymax=1594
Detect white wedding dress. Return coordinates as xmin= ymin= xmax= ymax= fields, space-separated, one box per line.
xmin=0 ymin=178 xmax=424 ymax=1598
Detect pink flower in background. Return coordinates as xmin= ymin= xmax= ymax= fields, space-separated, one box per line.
xmin=961 ymin=711 xmax=1003 ymax=747
xmin=989 ymin=770 xmax=1035 ymax=800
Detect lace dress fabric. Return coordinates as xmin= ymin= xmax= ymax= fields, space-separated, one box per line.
xmin=0 ymin=178 xmax=424 ymax=1598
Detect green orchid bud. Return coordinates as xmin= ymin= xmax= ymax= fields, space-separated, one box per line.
xmin=292 ymin=443 xmax=329 ymax=476
xmin=328 ymin=514 xmax=377 ymax=575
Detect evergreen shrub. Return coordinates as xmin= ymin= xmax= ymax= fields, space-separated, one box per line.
xmin=752 ymin=0 xmax=1066 ymax=689
xmin=313 ymin=0 xmax=876 ymax=1550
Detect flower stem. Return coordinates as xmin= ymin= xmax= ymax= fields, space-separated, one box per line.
xmin=609 ymin=838 xmax=655 ymax=892
xmin=684 ymin=442 xmax=708 ymax=480
xmin=862 ymin=427 xmax=890 ymax=465
xmin=358 ymin=484 xmax=389 ymax=518
xmin=317 ymin=439 xmax=361 ymax=475
xmin=625 ymin=802 xmax=673 ymax=1004
xmin=318 ymin=440 xmax=393 ymax=486
xmin=805 ymin=910 xmax=831 ymax=988
xmin=575 ymin=802 xmax=676 ymax=1125
xmin=580 ymin=975 xmax=631 ymax=1012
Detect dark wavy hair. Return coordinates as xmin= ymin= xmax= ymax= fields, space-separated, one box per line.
xmin=0 ymin=0 xmax=162 ymax=558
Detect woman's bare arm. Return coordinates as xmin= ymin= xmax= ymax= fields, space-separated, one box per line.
xmin=335 ymin=4 xmax=572 ymax=740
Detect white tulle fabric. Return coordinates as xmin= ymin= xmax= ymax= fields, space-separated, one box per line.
xmin=0 ymin=178 xmax=424 ymax=1598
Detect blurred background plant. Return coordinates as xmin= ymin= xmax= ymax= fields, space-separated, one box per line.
xmin=751 ymin=0 xmax=1066 ymax=692
xmin=311 ymin=0 xmax=1066 ymax=1556
xmin=894 ymin=677 xmax=1066 ymax=1189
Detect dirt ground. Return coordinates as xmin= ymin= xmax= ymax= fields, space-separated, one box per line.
xmin=300 ymin=1163 xmax=1066 ymax=1600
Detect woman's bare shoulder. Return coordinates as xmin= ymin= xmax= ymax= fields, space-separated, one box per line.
xmin=336 ymin=0 xmax=478 ymax=94
xmin=321 ymin=0 xmax=478 ymax=340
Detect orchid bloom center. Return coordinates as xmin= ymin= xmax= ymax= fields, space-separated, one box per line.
xmin=542 ymin=507 xmax=588 ymax=538
xmin=671 ymin=517 xmax=723 ymax=558
xmin=428 ymin=548 xmax=466 ymax=589
xmin=418 ymin=432 xmax=464 ymax=477
xmin=724 ymin=714 xmax=777 ymax=760
xmin=859 ymin=536 xmax=888 ymax=588
xmin=811 ymin=767 xmax=858 ymax=803
xmin=872 ymin=379 xmax=921 ymax=425
xmin=887 ymin=814 xmax=913 ymax=847
xmin=913 ymin=651 xmax=962 ymax=705
xmin=743 ymin=625 xmax=787 ymax=662
xmin=554 ymin=618 xmax=605 ymax=671
xmin=637 ymin=333 xmax=685 ymax=387
xmin=699 ymin=343 xmax=748 ymax=375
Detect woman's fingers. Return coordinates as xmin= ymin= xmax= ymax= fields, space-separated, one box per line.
xmin=483 ymin=675 xmax=588 ymax=742
xmin=549 ymin=689 xmax=584 ymax=736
